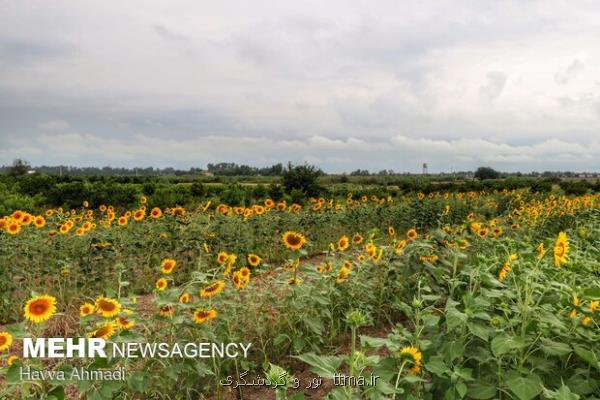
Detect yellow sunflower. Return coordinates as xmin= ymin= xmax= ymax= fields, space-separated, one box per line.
xmin=156 ymin=278 xmax=168 ymax=291
xmin=6 ymin=220 xmax=21 ymax=235
xmin=398 ymin=346 xmax=423 ymax=375
xmin=33 ymin=216 xmax=46 ymax=228
xmin=247 ymin=254 xmax=261 ymax=267
xmin=553 ymin=231 xmax=569 ymax=267
xmin=160 ymin=258 xmax=177 ymax=274
xmin=0 ymin=332 xmax=13 ymax=352
xmin=115 ymin=317 xmax=135 ymax=330
xmin=193 ymin=308 xmax=217 ymax=324
xmin=282 ymin=231 xmax=306 ymax=250
xmin=7 ymin=355 xmax=18 ymax=366
xmin=159 ymin=305 xmax=175 ymax=317
xmin=95 ymin=296 xmax=122 ymax=318
xmin=24 ymin=295 xmax=57 ymax=323
xmin=407 ymin=228 xmax=418 ymax=241
xmin=352 ymin=233 xmax=364 ymax=245
xmin=338 ymin=235 xmax=349 ymax=251
xmin=88 ymin=322 xmax=116 ymax=340
xmin=80 ymin=303 xmax=95 ymax=317
xmin=150 ymin=207 xmax=162 ymax=218
xmin=200 ymin=280 xmax=225 ymax=298
xmin=216 ymin=252 xmax=229 ymax=264
xmin=336 ymin=266 xmax=350 ymax=284
xmin=179 ymin=293 xmax=191 ymax=303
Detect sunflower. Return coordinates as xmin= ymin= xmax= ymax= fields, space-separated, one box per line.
xmin=458 ymin=239 xmax=469 ymax=250
xmin=239 ymin=267 xmax=251 ymax=281
xmin=536 ymin=243 xmax=545 ymax=259
xmin=6 ymin=220 xmax=21 ymax=235
xmin=0 ymin=332 xmax=13 ymax=352
xmin=581 ymin=316 xmax=592 ymax=326
xmin=89 ymin=322 xmax=116 ymax=340
xmin=33 ymin=216 xmax=46 ymax=228
xmin=80 ymin=303 xmax=95 ymax=317
xmin=117 ymin=216 xmax=128 ymax=226
xmin=478 ymin=227 xmax=489 ymax=239
xmin=7 ymin=355 xmax=18 ymax=366
xmin=75 ymin=228 xmax=85 ymax=236
xmin=407 ymin=228 xmax=418 ymax=241
xmin=336 ymin=266 xmax=350 ymax=284
xmin=115 ymin=317 xmax=135 ymax=330
xmin=277 ymin=202 xmax=287 ymax=211
xmin=365 ymin=243 xmax=376 ymax=258
xmin=193 ymin=308 xmax=217 ymax=324
xmin=140 ymin=196 xmax=147 ymax=204
xmin=150 ymin=207 xmax=162 ymax=218
xmin=156 ymin=278 xmax=168 ymax=291
xmin=179 ymin=293 xmax=191 ymax=303
xmin=133 ymin=209 xmax=145 ymax=221
xmin=338 ymin=235 xmax=349 ymax=251
xmin=282 ymin=231 xmax=306 ymax=250
xmin=287 ymin=277 xmax=302 ymax=286
xmin=553 ymin=231 xmax=569 ymax=267
xmin=232 ymin=271 xmax=243 ymax=289
xmin=95 ymin=296 xmax=122 ymax=318
xmin=265 ymin=199 xmax=274 ymax=208
xmin=20 ymin=214 xmax=33 ymax=225
xmin=159 ymin=305 xmax=175 ymax=317
xmin=82 ymin=221 xmax=92 ymax=231
xmin=160 ymin=258 xmax=177 ymax=274
xmin=200 ymin=280 xmax=225 ymax=298
xmin=24 ymin=295 xmax=57 ymax=323
xmin=247 ymin=254 xmax=261 ymax=267
xmin=388 ymin=226 xmax=395 ymax=236
xmin=216 ymin=252 xmax=229 ymax=264
xmin=492 ymin=227 xmax=502 ymax=237
xmin=352 ymin=234 xmax=364 ymax=245
xmin=398 ymin=346 xmax=423 ymax=375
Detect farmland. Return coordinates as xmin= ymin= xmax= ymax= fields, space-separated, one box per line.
xmin=1 ymin=180 xmax=600 ymax=399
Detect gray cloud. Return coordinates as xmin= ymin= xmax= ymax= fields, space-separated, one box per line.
xmin=1 ymin=1 xmax=600 ymax=171
xmin=480 ymin=71 xmax=508 ymax=101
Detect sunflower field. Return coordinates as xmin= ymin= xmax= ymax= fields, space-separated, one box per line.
xmin=1 ymin=189 xmax=599 ymax=400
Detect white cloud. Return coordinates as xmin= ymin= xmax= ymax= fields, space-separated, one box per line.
xmin=1 ymin=1 xmax=600 ymax=171
xmin=37 ymin=119 xmax=70 ymax=131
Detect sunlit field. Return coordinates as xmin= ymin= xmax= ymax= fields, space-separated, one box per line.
xmin=1 ymin=189 xmax=599 ymax=399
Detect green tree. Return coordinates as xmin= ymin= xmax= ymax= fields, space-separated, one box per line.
xmin=8 ymin=158 xmax=31 ymax=176
xmin=282 ymin=163 xmax=323 ymax=197
xmin=474 ymin=166 xmax=500 ymax=180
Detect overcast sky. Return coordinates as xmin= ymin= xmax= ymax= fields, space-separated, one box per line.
xmin=1 ymin=1 xmax=599 ymax=173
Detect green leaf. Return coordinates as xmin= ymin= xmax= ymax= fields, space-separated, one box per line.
xmin=467 ymin=382 xmax=497 ymax=399
xmin=456 ymin=381 xmax=467 ymax=398
xmin=468 ymin=322 xmax=491 ymax=342
xmin=545 ymin=383 xmax=580 ymax=400
xmin=127 ymin=371 xmax=151 ymax=393
xmin=491 ymin=335 xmax=525 ymax=357
xmin=573 ymin=345 xmax=600 ymax=370
xmin=295 ymin=353 xmax=342 ymax=379
xmin=425 ymin=357 xmax=449 ymax=377
xmin=445 ymin=307 xmax=468 ymax=331
xmin=506 ymin=374 xmax=542 ymax=400
xmin=539 ymin=338 xmax=572 ymax=356
xmin=583 ymin=287 xmax=600 ymax=299
xmin=47 ymin=386 xmax=65 ymax=400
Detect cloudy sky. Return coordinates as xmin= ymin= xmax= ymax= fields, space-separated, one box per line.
xmin=1 ymin=1 xmax=599 ymax=173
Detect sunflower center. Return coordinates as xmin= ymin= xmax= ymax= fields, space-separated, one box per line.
xmin=31 ymin=301 xmax=49 ymax=315
xmin=99 ymin=300 xmax=115 ymax=312
xmin=0 ymin=336 xmax=6 ymax=346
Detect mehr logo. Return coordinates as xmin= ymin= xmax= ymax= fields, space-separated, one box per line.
xmin=23 ymin=338 xmax=252 ymax=359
